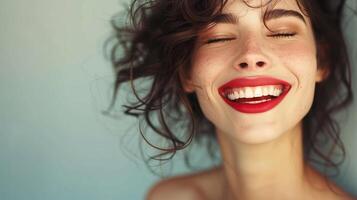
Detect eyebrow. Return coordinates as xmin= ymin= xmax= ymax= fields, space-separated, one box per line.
xmin=211 ymin=13 xmax=239 ymax=24
xmin=211 ymin=9 xmax=306 ymax=25
xmin=264 ymin=9 xmax=306 ymax=24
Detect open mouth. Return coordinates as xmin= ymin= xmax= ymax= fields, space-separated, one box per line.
xmin=223 ymin=85 xmax=286 ymax=104
xmin=218 ymin=77 xmax=291 ymax=113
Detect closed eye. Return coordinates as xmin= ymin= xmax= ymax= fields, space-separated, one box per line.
xmin=268 ymin=32 xmax=296 ymax=38
xmin=204 ymin=32 xmax=295 ymax=45
xmin=206 ymin=37 xmax=235 ymax=44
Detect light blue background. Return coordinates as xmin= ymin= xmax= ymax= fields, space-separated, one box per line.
xmin=0 ymin=0 xmax=356 ymax=199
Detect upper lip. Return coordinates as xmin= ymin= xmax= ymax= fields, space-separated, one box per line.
xmin=218 ymin=76 xmax=291 ymax=95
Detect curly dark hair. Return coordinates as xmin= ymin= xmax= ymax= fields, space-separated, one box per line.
xmin=107 ymin=0 xmax=354 ymax=175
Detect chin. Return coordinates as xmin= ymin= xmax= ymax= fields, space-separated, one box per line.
xmin=222 ymin=123 xmax=291 ymax=145
xmin=242 ymin=130 xmax=283 ymax=145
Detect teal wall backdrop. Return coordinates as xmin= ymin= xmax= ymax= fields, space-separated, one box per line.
xmin=0 ymin=0 xmax=356 ymax=199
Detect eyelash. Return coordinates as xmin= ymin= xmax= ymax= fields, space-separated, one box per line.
xmin=268 ymin=32 xmax=297 ymax=38
xmin=206 ymin=38 xmax=235 ymax=44
xmin=205 ymin=32 xmax=296 ymax=44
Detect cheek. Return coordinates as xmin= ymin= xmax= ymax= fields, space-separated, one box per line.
xmin=190 ymin=52 xmax=228 ymax=122
xmin=278 ymin=41 xmax=317 ymax=81
xmin=280 ymin=43 xmax=317 ymax=116
xmin=191 ymin=44 xmax=239 ymax=83
xmin=190 ymin=50 xmax=227 ymax=87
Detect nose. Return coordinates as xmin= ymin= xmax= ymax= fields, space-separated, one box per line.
xmin=234 ymin=38 xmax=271 ymax=71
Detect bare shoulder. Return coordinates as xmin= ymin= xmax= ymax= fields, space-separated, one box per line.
xmin=307 ymin=167 xmax=356 ymax=200
xmin=145 ymin=166 xmax=223 ymax=200
xmin=327 ymin=187 xmax=356 ymax=200
xmin=329 ymin=185 xmax=356 ymax=200
xmin=145 ymin=176 xmax=205 ymax=200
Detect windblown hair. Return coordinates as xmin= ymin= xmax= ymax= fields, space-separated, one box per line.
xmin=108 ymin=0 xmax=353 ymax=175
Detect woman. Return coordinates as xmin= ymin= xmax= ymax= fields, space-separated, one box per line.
xmin=109 ymin=0 xmax=355 ymax=199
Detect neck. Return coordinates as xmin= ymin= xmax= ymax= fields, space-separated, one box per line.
xmin=217 ymin=123 xmax=311 ymax=200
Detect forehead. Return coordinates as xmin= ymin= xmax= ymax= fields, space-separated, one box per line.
xmin=223 ymin=0 xmax=302 ymax=13
xmin=218 ymin=0 xmax=310 ymax=26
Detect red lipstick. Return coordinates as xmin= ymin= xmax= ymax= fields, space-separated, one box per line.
xmin=218 ymin=76 xmax=291 ymax=113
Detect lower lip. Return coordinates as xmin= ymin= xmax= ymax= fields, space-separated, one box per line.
xmin=221 ymin=87 xmax=291 ymax=113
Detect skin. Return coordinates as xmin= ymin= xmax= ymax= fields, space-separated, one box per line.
xmin=147 ymin=0 xmax=355 ymax=199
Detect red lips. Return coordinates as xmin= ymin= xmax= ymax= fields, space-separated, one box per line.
xmin=218 ymin=76 xmax=291 ymax=113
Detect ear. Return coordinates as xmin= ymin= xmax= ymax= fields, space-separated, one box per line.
xmin=179 ymin=67 xmax=195 ymax=93
xmin=315 ymin=67 xmax=329 ymax=83
xmin=315 ymin=42 xmax=330 ymax=83
xmin=182 ymin=79 xmax=195 ymax=93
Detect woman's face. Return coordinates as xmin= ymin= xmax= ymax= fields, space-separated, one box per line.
xmin=184 ymin=0 xmax=325 ymax=144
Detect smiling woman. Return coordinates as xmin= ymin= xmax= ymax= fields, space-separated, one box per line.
xmin=108 ymin=0 xmax=355 ymax=199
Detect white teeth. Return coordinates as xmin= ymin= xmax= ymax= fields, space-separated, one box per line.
xmin=268 ymin=86 xmax=275 ymax=95
xmin=273 ymin=88 xmax=283 ymax=97
xmin=225 ymin=85 xmax=284 ymax=101
xmin=263 ymin=87 xmax=269 ymax=96
xmin=254 ymin=87 xmax=263 ymax=97
xmin=275 ymin=89 xmax=279 ymax=96
xmin=245 ymin=98 xmax=272 ymax=104
xmin=228 ymin=93 xmax=235 ymax=100
xmin=245 ymin=88 xmax=254 ymax=98
xmin=234 ymin=91 xmax=239 ymax=99
xmin=239 ymin=90 xmax=245 ymax=98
